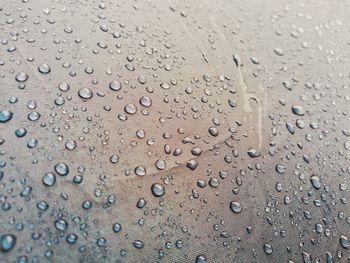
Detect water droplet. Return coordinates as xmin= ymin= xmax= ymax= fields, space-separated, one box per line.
xmin=155 ymin=159 xmax=166 ymax=170
xmin=132 ymin=240 xmax=144 ymax=249
xmin=160 ymin=82 xmax=170 ymax=89
xmin=15 ymin=128 xmax=27 ymax=137
xmin=42 ymin=172 xmax=56 ymax=186
xmin=274 ymin=48 xmax=284 ymax=56
xmin=124 ymin=104 xmax=137 ymax=115
xmin=0 ymin=234 xmax=16 ymax=252
xmin=340 ymin=234 xmax=350 ymax=249
xmin=15 ymin=72 xmax=28 ymax=82
xmin=65 ymin=139 xmax=77 ymax=150
xmin=38 ymin=63 xmax=51 ymax=74
xmin=58 ymin=82 xmax=70 ymax=92
xmin=112 ymin=223 xmax=122 ymax=233
xmin=54 ymin=162 xmax=69 ymax=176
xmin=208 ymin=126 xmax=219 ymax=137
xmin=275 ymin=164 xmax=286 ymax=174
xmin=66 ymin=234 xmax=78 ymax=244
xmin=0 ymin=110 xmax=13 ymax=123
xmin=195 ymin=254 xmax=208 ymax=263
xmin=263 ymin=243 xmax=273 ymax=254
xmin=54 ymin=219 xmax=68 ymax=231
xmin=139 ymin=96 xmax=152 ymax=107
xmin=291 ymin=105 xmax=305 ymax=116
xmin=286 ymin=122 xmax=295 ymax=134
xmin=78 ymin=88 xmax=93 ymax=99
xmin=136 ymin=198 xmax=147 ymax=208
xmin=247 ymin=148 xmax=260 ymax=158
xmin=135 ymin=166 xmax=146 ymax=176
xmin=228 ymin=99 xmax=237 ymax=108
xmin=229 ymin=201 xmax=242 ymax=213
xmin=310 ymin=175 xmax=321 ymax=189
xmin=109 ymin=80 xmax=122 ymax=91
xmin=151 ymin=183 xmax=165 ymax=197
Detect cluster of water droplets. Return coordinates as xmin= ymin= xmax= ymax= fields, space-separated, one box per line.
xmin=0 ymin=0 xmax=350 ymax=262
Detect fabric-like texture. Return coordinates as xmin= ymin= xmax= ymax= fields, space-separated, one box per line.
xmin=0 ymin=0 xmax=350 ymax=262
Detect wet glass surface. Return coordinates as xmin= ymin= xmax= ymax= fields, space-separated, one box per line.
xmin=0 ymin=0 xmax=350 ymax=262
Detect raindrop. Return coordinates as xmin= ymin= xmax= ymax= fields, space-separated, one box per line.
xmin=109 ymin=80 xmax=122 ymax=91
xmin=310 ymin=175 xmax=321 ymax=189
xmin=151 ymin=183 xmax=165 ymax=197
xmin=28 ymin=111 xmax=41 ymax=121
xmin=124 ymin=104 xmax=137 ymax=115
xmin=160 ymin=82 xmax=170 ymax=89
xmin=195 ymin=254 xmax=208 ymax=263
xmin=54 ymin=219 xmax=68 ymax=231
xmin=228 ymin=99 xmax=237 ymax=108
xmin=54 ymin=162 xmax=69 ymax=176
xmin=139 ymin=96 xmax=152 ymax=107
xmin=0 ymin=234 xmax=16 ymax=252
xmin=42 ymin=172 xmax=56 ymax=186
xmin=112 ymin=223 xmax=122 ymax=233
xmin=38 ymin=63 xmax=51 ymax=74
xmin=0 ymin=110 xmax=13 ymax=123
xmin=15 ymin=128 xmax=27 ymax=137
xmin=78 ymin=88 xmax=93 ymax=99
xmin=275 ymin=164 xmax=286 ymax=174
xmin=15 ymin=72 xmax=28 ymax=82
xmin=273 ymin=48 xmax=284 ymax=56
xmin=286 ymin=122 xmax=295 ymax=134
xmin=65 ymin=139 xmax=77 ymax=150
xmin=191 ymin=147 xmax=203 ymax=156
xmin=263 ymin=243 xmax=273 ymax=254
xmin=229 ymin=201 xmax=242 ymax=213
xmin=132 ymin=240 xmax=144 ymax=249
xmin=136 ymin=198 xmax=147 ymax=208
xmin=66 ymin=234 xmax=78 ymax=244
xmin=58 ymin=82 xmax=70 ymax=92
xmin=291 ymin=105 xmax=305 ymax=116
xmin=340 ymin=234 xmax=350 ymax=249
xmin=247 ymin=148 xmax=260 ymax=158
xmin=208 ymin=126 xmax=219 ymax=137
xmin=110 ymin=155 xmax=120 ymax=164
xmin=135 ymin=166 xmax=147 ymax=176
xmin=155 ymin=159 xmax=166 ymax=170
